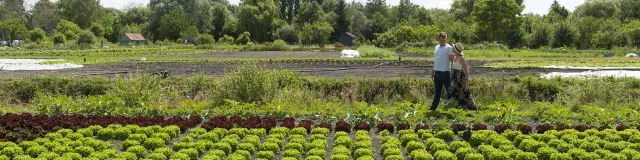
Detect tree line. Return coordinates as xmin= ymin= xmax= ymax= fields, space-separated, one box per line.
xmin=1 ymin=0 xmax=640 ymax=49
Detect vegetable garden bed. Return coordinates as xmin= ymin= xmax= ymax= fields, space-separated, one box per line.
xmin=2 ymin=114 xmax=640 ymax=160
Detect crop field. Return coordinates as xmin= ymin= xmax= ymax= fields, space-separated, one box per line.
xmin=3 ymin=46 xmax=640 ymax=160
xmin=3 ymin=114 xmax=640 ymax=160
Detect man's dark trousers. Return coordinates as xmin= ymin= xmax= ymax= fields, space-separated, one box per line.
xmin=430 ymin=71 xmax=450 ymax=111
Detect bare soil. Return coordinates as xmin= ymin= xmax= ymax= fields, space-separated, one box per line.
xmin=0 ymin=52 xmax=588 ymax=78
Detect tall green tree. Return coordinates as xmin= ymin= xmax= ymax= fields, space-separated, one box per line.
xmin=346 ymin=1 xmax=368 ymax=40
xmin=619 ymin=0 xmax=640 ymax=21
xmin=212 ymin=2 xmax=236 ymax=39
xmin=294 ymin=1 xmax=325 ymax=28
xmin=56 ymin=19 xmax=81 ymax=40
xmin=58 ymin=0 xmax=102 ymax=29
xmin=29 ymin=0 xmax=59 ymax=35
xmin=0 ymin=19 xmax=28 ymax=46
xmin=552 ymin=21 xmax=579 ymax=48
xmin=148 ymin=0 xmax=186 ymax=41
xmin=365 ymin=0 xmax=387 ymax=17
xmin=574 ymin=0 xmax=619 ymax=19
xmin=576 ymin=17 xmax=604 ymax=49
xmin=332 ymin=0 xmax=348 ymax=41
xmin=625 ymin=20 xmax=640 ymax=50
xmin=550 ymin=0 xmax=569 ymax=19
xmin=122 ymin=7 xmax=150 ymax=26
xmin=299 ymin=22 xmax=333 ymax=47
xmin=237 ymin=0 xmax=283 ymax=42
xmin=191 ymin=0 xmax=215 ymax=35
xmin=1 ymin=0 xmax=26 ymax=22
xmin=471 ymin=0 xmax=523 ymax=43
xmin=158 ymin=10 xmax=191 ymax=41
xmin=450 ymin=0 xmax=475 ymax=22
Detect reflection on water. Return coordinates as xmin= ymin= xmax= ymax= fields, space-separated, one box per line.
xmin=0 ymin=59 xmax=83 ymax=71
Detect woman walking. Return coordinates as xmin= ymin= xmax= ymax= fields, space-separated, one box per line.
xmin=447 ymin=43 xmax=478 ymax=111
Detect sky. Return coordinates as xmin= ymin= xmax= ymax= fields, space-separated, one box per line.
xmin=26 ymin=0 xmax=586 ymax=15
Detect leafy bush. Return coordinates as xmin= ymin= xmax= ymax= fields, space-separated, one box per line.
xmin=537 ymin=147 xmax=558 ymax=160
xmin=579 ymin=142 xmax=601 ymax=152
xmin=249 ymin=128 xmax=267 ymax=137
xmin=436 ymin=130 xmax=455 ymax=141
xmin=335 ymin=136 xmax=352 ymax=148
xmin=212 ymin=142 xmax=232 ymax=154
xmin=407 ymin=141 xmax=426 ymax=154
xmin=307 ymin=149 xmax=326 ymax=159
xmin=311 ymin=134 xmax=327 ymax=142
xmin=427 ymin=140 xmax=448 ymax=153
xmin=448 ymin=141 xmax=470 ymax=153
xmin=178 ymin=148 xmax=200 ymax=160
xmin=147 ymin=152 xmax=167 ymax=160
xmin=283 ymin=149 xmax=301 ymax=160
xmin=515 ymin=152 xmax=537 ymax=160
xmin=143 ymin=138 xmax=165 ymax=150
xmin=125 ymin=145 xmax=147 ymax=158
xmin=384 ymin=155 xmax=404 ymax=160
xmin=410 ymin=149 xmax=434 ymax=160
xmin=257 ymin=151 xmax=274 ymax=160
xmin=577 ymin=152 xmax=601 ymax=159
xmin=434 ymin=150 xmax=456 ymax=160
xmin=306 ymin=156 xmax=324 ymax=160
xmin=169 ymin=152 xmax=190 ymax=160
xmin=72 ymin=146 xmax=94 ymax=157
xmin=335 ymin=131 xmax=349 ymax=138
xmin=354 ymin=148 xmax=373 ymax=159
xmin=329 ymin=154 xmax=350 ymax=160
xmin=383 ymin=148 xmax=402 ymax=158
xmin=400 ymin=134 xmax=419 ymax=145
xmin=284 ymin=143 xmax=303 ymax=153
xmin=122 ymin=140 xmax=140 ymax=150
xmin=550 ymin=153 xmax=572 ymax=160
xmin=234 ymin=150 xmax=251 ymax=160
xmin=357 ymin=45 xmax=396 ymax=58
xmin=199 ymin=132 xmax=219 ymax=142
xmin=354 ymin=141 xmax=373 ymax=151
xmin=151 ymin=133 xmax=171 ymax=143
xmin=311 ymin=128 xmax=330 ymax=137
xmin=37 ymin=152 xmax=59 ymax=159
xmin=259 ymin=143 xmax=279 ymax=154
xmin=455 ymin=147 xmax=474 ymax=160
xmin=77 ymin=30 xmax=96 ymax=45
xmin=333 ymin=146 xmax=351 ymax=155
xmin=198 ymin=34 xmax=216 ymax=44
xmin=218 ymin=35 xmax=235 ymax=45
xmin=604 ymin=142 xmax=623 ymax=153
xmin=488 ymin=151 xmax=510 ymax=160
xmin=26 ymin=145 xmax=47 ymax=158
xmin=470 ymin=133 xmax=487 ymax=147
xmin=153 ymin=147 xmax=173 ymax=158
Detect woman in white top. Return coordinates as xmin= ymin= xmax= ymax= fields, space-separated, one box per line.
xmin=447 ymin=43 xmax=477 ymax=111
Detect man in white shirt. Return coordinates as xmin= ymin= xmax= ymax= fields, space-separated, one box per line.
xmin=430 ymin=32 xmax=454 ymax=111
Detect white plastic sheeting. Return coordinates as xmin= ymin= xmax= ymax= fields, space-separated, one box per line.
xmin=340 ymin=50 xmax=360 ymax=58
xmin=0 ymin=59 xmax=83 ymax=71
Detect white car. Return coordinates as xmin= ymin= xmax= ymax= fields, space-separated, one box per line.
xmin=340 ymin=50 xmax=360 ymax=58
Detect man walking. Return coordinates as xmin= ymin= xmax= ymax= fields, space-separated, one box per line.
xmin=430 ymin=32 xmax=454 ymax=111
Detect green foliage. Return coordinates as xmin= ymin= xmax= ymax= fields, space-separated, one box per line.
xmin=76 ymin=30 xmax=96 ymax=46
xmin=357 ymin=45 xmax=396 ymax=58
xmin=147 ymin=153 xmax=167 ymax=160
xmin=435 ymin=130 xmax=455 ymax=141
xmin=383 ymin=148 xmax=402 ymax=158
xmin=125 ymin=145 xmax=147 ymax=158
xmin=471 ymin=0 xmax=523 ymax=44
xmin=178 ymin=148 xmax=200 ymax=160
xmin=329 ymin=154 xmax=351 ymax=160
xmin=29 ymin=28 xmax=46 ymax=43
xmin=213 ymin=142 xmax=232 ymax=154
xmin=274 ymin=25 xmax=298 ymax=44
xmin=283 ymin=149 xmax=301 ymax=160
xmin=218 ymin=35 xmax=235 ymax=44
xmin=257 ymin=151 xmax=274 ymax=160
xmin=198 ymin=34 xmax=216 ymax=44
xmin=159 ymin=11 xmax=191 ymax=41
xmin=89 ymin=23 xmax=105 ymax=38
xmin=307 ymin=149 xmax=326 ymax=159
xmin=407 ymin=141 xmax=426 ymax=154
xmin=143 ymin=138 xmax=165 ymax=150
xmin=260 ymin=143 xmax=280 ymax=154
xmin=354 ymin=148 xmax=373 ymax=159
xmin=434 ymin=150 xmax=456 ymax=160
xmin=299 ymin=22 xmax=334 ymax=48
